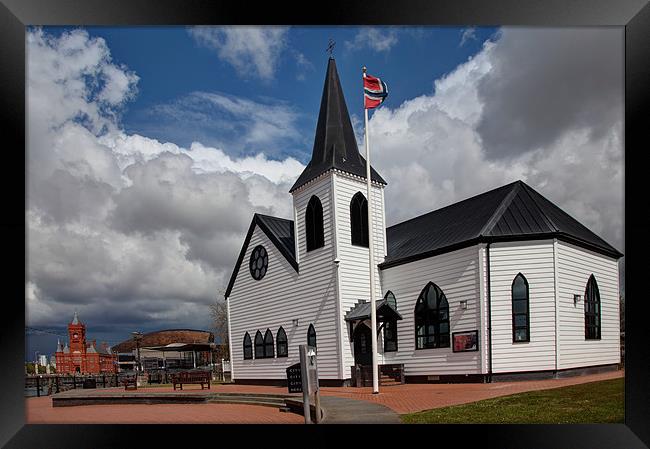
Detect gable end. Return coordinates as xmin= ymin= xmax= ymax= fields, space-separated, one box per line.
xmin=224 ymin=214 xmax=299 ymax=298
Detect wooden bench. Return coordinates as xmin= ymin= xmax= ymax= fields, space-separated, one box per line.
xmin=121 ymin=374 xmax=137 ymax=390
xmin=171 ymin=371 xmax=211 ymax=390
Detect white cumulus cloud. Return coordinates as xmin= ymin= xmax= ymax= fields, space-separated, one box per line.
xmin=346 ymin=27 xmax=399 ymax=53
xmin=26 ymin=27 xmax=303 ymax=338
xmin=369 ymin=28 xmax=623 ymax=260
xmin=188 ymin=26 xmax=289 ymax=80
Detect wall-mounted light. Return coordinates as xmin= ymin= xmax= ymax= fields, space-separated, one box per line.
xmin=459 ymin=300 xmax=468 ymax=310
xmin=573 ymin=294 xmax=582 ymax=306
xmin=292 ymin=318 xmax=299 ymax=327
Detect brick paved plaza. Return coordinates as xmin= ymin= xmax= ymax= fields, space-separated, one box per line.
xmin=27 ymin=396 xmax=304 ymax=424
xmin=26 ymin=369 xmax=623 ymax=423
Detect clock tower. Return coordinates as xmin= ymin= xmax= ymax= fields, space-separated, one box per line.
xmin=68 ymin=311 xmax=87 ymax=354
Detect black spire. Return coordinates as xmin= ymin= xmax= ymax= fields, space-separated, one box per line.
xmin=289 ymin=58 xmax=386 ymax=193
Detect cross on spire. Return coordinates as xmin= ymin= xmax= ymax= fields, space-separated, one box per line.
xmin=326 ymin=38 xmax=336 ymax=58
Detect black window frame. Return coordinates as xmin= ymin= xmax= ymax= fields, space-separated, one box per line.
xmin=350 ymin=192 xmax=369 ymax=247
xmin=254 ymin=330 xmax=264 ymax=359
xmin=276 ymin=327 xmax=288 ymax=358
xmin=249 ymin=245 xmax=268 ymax=281
xmin=511 ymin=273 xmax=530 ymax=343
xmin=263 ymin=328 xmax=275 ymax=358
xmin=383 ymin=291 xmax=398 ymax=352
xmin=307 ymin=323 xmax=317 ymax=348
xmin=414 ymin=282 xmax=450 ymax=349
xmin=584 ymin=274 xmax=601 ymax=340
xmin=305 ymin=195 xmax=325 ymax=252
xmin=243 ymin=332 xmax=253 ymax=360
xmin=385 ymin=290 xmax=397 ymax=311
xmin=383 ymin=320 xmax=398 ymax=352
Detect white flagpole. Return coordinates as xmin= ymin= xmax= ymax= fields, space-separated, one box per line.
xmin=362 ymin=66 xmax=379 ymax=394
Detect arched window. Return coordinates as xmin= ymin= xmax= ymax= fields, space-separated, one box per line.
xmin=512 ymin=273 xmax=530 ymax=342
xmin=305 ymin=196 xmax=325 ymax=252
xmin=276 ymin=327 xmax=288 ymax=358
xmin=383 ymin=291 xmax=398 ymax=352
xmin=350 ymin=192 xmax=368 ymax=247
xmin=415 ymin=282 xmax=450 ymax=349
xmin=263 ymin=329 xmax=274 ymax=358
xmin=254 ymin=331 xmax=264 ymax=359
xmin=383 ymin=321 xmax=398 ymax=352
xmin=243 ymin=332 xmax=252 ymax=360
xmin=307 ymin=324 xmax=317 ymax=348
xmin=385 ymin=290 xmax=397 ymax=311
xmin=585 ymin=275 xmax=601 ymax=340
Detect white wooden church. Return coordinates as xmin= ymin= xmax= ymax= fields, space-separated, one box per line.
xmin=224 ymin=58 xmax=622 ymax=386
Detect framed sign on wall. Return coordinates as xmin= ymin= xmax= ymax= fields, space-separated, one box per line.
xmin=452 ymin=330 xmax=479 ymax=353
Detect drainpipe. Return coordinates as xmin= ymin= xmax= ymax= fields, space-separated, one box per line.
xmin=486 ymin=242 xmax=493 ymax=383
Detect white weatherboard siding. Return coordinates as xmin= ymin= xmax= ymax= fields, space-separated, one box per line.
xmin=333 ymin=172 xmax=387 ymax=377
xmin=556 ymin=241 xmax=620 ymax=369
xmin=380 ymin=245 xmax=482 ymax=376
xmin=478 ymin=244 xmax=489 ymax=374
xmin=489 ymin=240 xmax=557 ymax=373
xmin=229 ymin=174 xmax=341 ymax=380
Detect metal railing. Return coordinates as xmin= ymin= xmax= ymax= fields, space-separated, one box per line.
xmin=25 ymin=374 xmax=120 ymax=397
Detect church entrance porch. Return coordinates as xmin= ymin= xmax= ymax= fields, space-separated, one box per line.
xmin=345 ymin=298 xmax=404 ymax=387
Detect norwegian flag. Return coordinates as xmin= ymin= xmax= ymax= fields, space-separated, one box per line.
xmin=364 ymin=74 xmax=388 ymax=109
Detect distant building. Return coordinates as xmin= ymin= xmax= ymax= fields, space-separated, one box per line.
xmin=112 ymin=329 xmax=220 ymax=373
xmin=54 ymin=312 xmax=117 ymax=374
xmin=38 ymin=354 xmax=48 ymax=366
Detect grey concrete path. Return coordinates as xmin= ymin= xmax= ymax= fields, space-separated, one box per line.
xmin=294 ymin=395 xmax=401 ymax=424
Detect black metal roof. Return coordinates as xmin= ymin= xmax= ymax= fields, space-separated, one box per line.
xmin=289 ymin=58 xmax=386 ymax=193
xmin=226 ymin=181 xmax=621 ymax=297
xmin=381 ymin=180 xmax=623 ymax=268
xmin=344 ymin=299 xmax=403 ymax=322
xmin=224 ymin=214 xmax=297 ymax=297
xmin=256 ymin=214 xmax=296 ymax=260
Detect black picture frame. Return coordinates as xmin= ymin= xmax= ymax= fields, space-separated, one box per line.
xmin=452 ymin=330 xmax=479 ymax=353
xmin=3 ymin=1 xmax=649 ymax=448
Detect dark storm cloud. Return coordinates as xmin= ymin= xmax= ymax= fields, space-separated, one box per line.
xmin=31 ymin=169 xmax=115 ymax=224
xmin=476 ymin=28 xmax=623 ymax=159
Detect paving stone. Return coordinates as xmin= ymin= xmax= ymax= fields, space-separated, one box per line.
xmin=28 ymin=369 xmax=623 ymax=423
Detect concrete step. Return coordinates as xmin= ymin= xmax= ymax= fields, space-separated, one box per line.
xmin=209 ymin=392 xmax=292 ymax=399
xmin=208 ymin=398 xmax=287 ymax=408
xmin=209 ymin=395 xmax=287 ymax=404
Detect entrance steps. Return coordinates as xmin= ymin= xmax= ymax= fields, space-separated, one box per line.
xmin=352 ymin=364 xmax=405 ymax=387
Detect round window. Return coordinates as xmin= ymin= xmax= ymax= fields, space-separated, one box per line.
xmin=249 ymin=245 xmax=268 ymax=280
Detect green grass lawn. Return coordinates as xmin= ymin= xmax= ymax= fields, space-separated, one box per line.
xmin=401 ymin=378 xmax=624 ymax=424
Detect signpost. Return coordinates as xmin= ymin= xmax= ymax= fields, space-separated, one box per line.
xmin=286 ymin=363 xmax=302 ymax=393
xmin=288 ymin=345 xmax=321 ymax=424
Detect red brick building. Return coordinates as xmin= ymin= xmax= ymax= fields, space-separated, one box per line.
xmin=54 ymin=312 xmax=117 ymax=374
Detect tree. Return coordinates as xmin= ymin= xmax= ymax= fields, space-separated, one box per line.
xmin=210 ymin=291 xmax=230 ymax=360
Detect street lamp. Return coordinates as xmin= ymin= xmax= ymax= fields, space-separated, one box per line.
xmin=131 ymin=332 xmax=143 ymax=373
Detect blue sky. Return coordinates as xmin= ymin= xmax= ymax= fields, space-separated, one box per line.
xmin=26 ymin=26 xmax=622 ymax=360
xmin=42 ymin=26 xmax=498 ymax=161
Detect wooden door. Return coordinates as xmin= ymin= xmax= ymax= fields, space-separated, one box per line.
xmin=353 ymin=324 xmax=372 ymax=366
